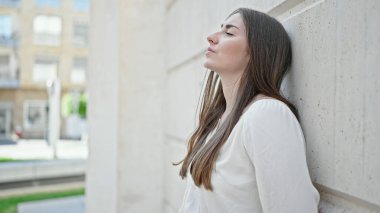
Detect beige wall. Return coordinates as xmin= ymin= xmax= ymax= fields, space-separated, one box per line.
xmin=87 ymin=0 xmax=380 ymax=212
xmin=19 ymin=0 xmax=88 ymax=89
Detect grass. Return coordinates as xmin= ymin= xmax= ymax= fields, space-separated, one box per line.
xmin=0 ymin=188 xmax=85 ymax=213
xmin=0 ymin=158 xmax=19 ymax=163
xmin=0 ymin=158 xmax=44 ymax=163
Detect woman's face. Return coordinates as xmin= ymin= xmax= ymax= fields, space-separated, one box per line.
xmin=204 ymin=13 xmax=250 ymax=75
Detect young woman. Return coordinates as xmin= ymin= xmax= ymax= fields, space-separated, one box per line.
xmin=174 ymin=8 xmax=320 ymax=213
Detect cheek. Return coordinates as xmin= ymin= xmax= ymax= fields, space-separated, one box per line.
xmin=220 ymin=41 xmax=249 ymax=65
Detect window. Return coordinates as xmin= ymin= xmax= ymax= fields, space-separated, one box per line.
xmin=23 ymin=101 xmax=48 ymax=131
xmin=0 ymin=0 xmax=21 ymax=7
xmin=35 ymin=0 xmax=60 ymax=8
xmin=0 ymin=55 xmax=10 ymax=79
xmin=74 ymin=0 xmax=90 ymax=11
xmin=71 ymin=57 xmax=86 ymax=83
xmin=0 ymin=51 xmax=18 ymax=84
xmin=0 ymin=15 xmax=12 ymax=44
xmin=33 ymin=15 xmax=62 ymax=46
xmin=0 ymin=53 xmax=18 ymax=87
xmin=0 ymin=102 xmax=13 ymax=139
xmin=73 ymin=23 xmax=88 ymax=46
xmin=33 ymin=56 xmax=58 ymax=82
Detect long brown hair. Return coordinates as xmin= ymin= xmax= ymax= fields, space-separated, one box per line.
xmin=173 ymin=8 xmax=299 ymax=191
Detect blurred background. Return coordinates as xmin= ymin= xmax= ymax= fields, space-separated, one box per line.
xmin=0 ymin=0 xmax=88 ymax=212
xmin=0 ymin=0 xmax=380 ymax=213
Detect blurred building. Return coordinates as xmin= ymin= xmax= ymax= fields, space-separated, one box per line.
xmin=0 ymin=0 xmax=89 ymax=140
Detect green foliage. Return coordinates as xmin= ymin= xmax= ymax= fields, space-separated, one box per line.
xmin=61 ymin=92 xmax=87 ymax=119
xmin=61 ymin=93 xmax=74 ymax=117
xmin=78 ymin=93 xmax=87 ymax=119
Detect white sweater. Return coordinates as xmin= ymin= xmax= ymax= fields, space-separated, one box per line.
xmin=178 ymin=99 xmax=320 ymax=213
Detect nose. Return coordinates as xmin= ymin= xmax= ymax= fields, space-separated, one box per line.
xmin=207 ymin=32 xmax=218 ymax=45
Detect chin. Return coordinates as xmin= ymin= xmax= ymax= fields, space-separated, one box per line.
xmin=203 ymin=63 xmax=210 ymax=69
xmin=203 ymin=60 xmax=215 ymax=70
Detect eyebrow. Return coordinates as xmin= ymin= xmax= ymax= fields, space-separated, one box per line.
xmin=220 ymin=24 xmax=240 ymax=30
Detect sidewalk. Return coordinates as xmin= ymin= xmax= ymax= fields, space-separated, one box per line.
xmin=18 ymin=195 xmax=85 ymax=213
xmin=0 ymin=139 xmax=88 ymax=160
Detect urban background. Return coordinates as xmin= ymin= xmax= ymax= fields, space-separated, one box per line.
xmin=0 ymin=0 xmax=88 ymax=212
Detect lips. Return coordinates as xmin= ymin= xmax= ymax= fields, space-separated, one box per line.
xmin=207 ymin=47 xmax=215 ymax=53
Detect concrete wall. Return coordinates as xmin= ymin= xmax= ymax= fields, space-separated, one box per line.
xmin=86 ymin=0 xmax=165 ymax=212
xmin=87 ymin=0 xmax=380 ymax=212
xmin=164 ymin=0 xmax=380 ymax=212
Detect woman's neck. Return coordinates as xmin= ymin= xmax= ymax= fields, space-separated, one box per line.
xmin=218 ymin=72 xmax=268 ymax=123
xmin=219 ymin=73 xmax=242 ymax=122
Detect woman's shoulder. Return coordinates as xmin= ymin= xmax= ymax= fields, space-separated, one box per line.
xmin=242 ymin=97 xmax=296 ymax=125
xmin=243 ymin=96 xmax=291 ymax=114
xmin=240 ymin=97 xmax=304 ymax=152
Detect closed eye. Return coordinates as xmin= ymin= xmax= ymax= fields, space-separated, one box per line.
xmin=224 ymin=32 xmax=233 ymax=36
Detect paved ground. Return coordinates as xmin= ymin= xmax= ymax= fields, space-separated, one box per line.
xmin=18 ymin=195 xmax=85 ymax=213
xmin=0 ymin=138 xmax=16 ymax=145
xmin=0 ymin=139 xmax=88 ymax=160
xmin=0 ymin=139 xmax=88 ymax=212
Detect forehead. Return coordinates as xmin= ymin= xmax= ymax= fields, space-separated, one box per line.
xmin=223 ymin=13 xmax=245 ymax=29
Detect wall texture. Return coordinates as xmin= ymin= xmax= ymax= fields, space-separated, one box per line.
xmin=87 ymin=0 xmax=380 ymax=212
xmin=87 ymin=0 xmax=165 ymax=212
